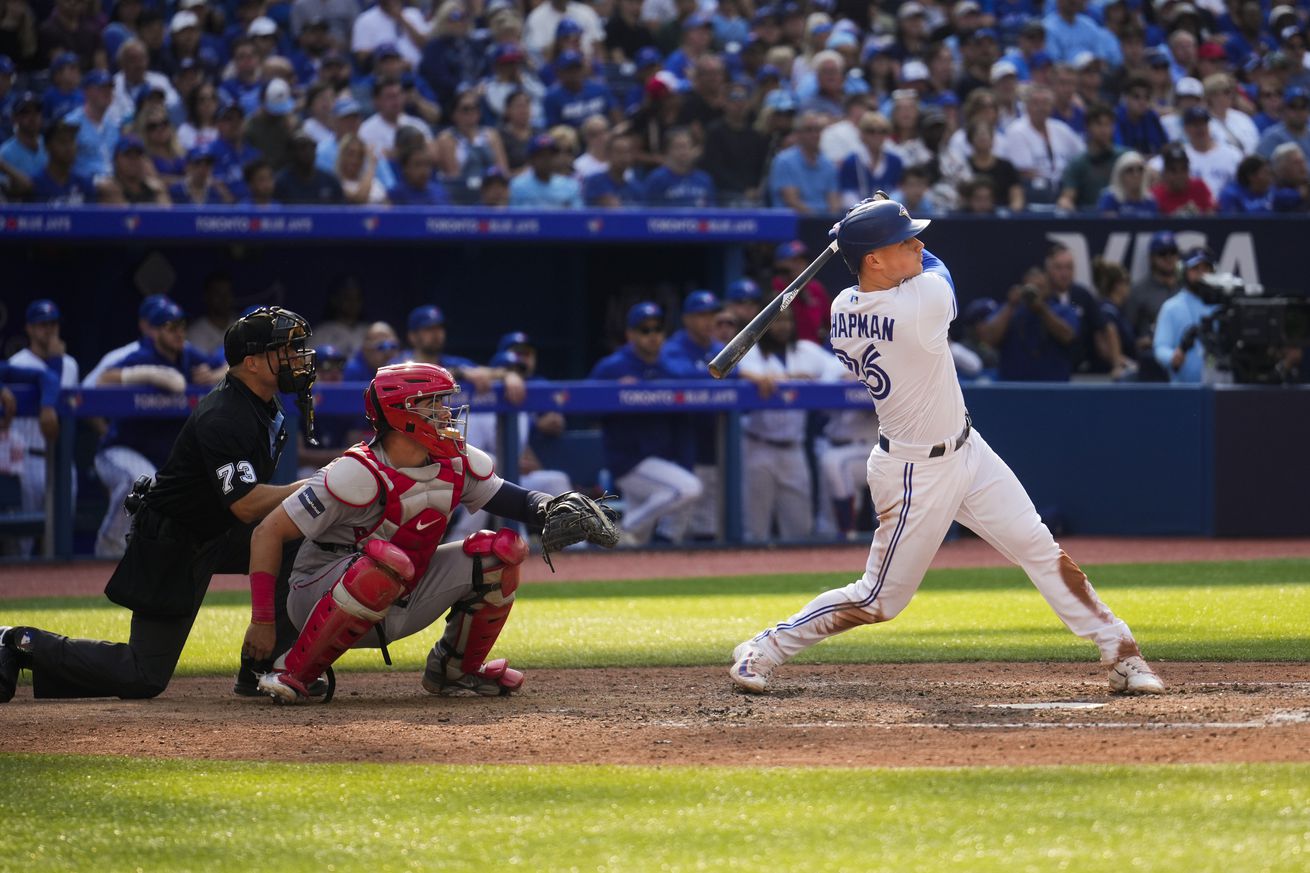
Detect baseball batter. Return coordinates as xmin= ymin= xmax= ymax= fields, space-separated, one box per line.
xmin=730 ymin=198 xmax=1165 ymax=696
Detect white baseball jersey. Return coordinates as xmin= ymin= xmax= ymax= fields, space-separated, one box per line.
xmin=827 ymin=258 xmax=965 ymax=446
xmin=742 ymin=247 xmax=1146 ymax=676
xmin=6 ymin=348 xmax=79 ymax=457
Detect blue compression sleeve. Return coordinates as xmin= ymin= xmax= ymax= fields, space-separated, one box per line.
xmin=920 ymin=249 xmax=955 ymax=291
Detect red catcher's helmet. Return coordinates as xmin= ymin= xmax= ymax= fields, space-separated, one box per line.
xmin=365 ymin=362 xmax=468 ymax=459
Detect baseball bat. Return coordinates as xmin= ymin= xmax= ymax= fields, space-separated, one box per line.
xmin=708 ymin=239 xmax=839 ymax=379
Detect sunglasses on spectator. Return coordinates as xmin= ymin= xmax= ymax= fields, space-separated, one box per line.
xmin=633 ymin=325 xmax=663 ymax=335
xmin=861 ymin=126 xmax=890 ymax=134
xmin=146 ymin=121 xmax=169 ymax=130
xmin=1260 ymin=91 xmax=1280 ymax=99
xmin=456 ymin=103 xmax=478 ymax=112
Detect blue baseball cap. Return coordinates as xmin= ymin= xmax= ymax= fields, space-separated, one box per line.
xmin=1149 ymin=230 xmax=1178 ymax=254
xmin=556 ymin=17 xmax=583 ymax=37
xmin=557 ymin=49 xmax=585 ymax=69
xmin=774 ymin=239 xmax=807 ymax=261
xmin=726 ymin=278 xmax=761 ymax=302
xmin=634 ymin=46 xmax=663 ymax=67
xmin=147 ymin=299 xmax=186 ymax=327
xmin=0 ymin=54 xmax=12 ymax=76
xmin=756 ymin=63 xmax=782 ymax=82
xmin=683 ymin=290 xmax=722 ymax=314
xmin=1285 ymin=85 xmax=1310 ymax=105
xmin=13 ymin=90 xmax=40 ymax=112
xmin=315 ymin=343 xmax=347 ymax=363
xmin=496 ymin=330 xmax=532 ymax=353
xmin=826 ymin=30 xmax=858 ymax=50
xmin=492 ymin=42 xmax=526 ymax=64
xmin=186 ymin=142 xmax=217 ymax=163
xmin=50 ymin=52 xmax=78 ymax=71
xmin=374 ymin=42 xmax=402 ymax=62
xmin=407 ymin=304 xmax=445 ymax=331
xmin=528 ymin=133 xmax=557 ymax=156
xmin=1183 ymin=105 xmax=1210 ymax=124
xmin=683 ymin=12 xmax=712 ymax=29
xmin=966 ymin=27 xmax=998 ymax=43
xmin=333 ymin=96 xmax=363 ymax=117
xmin=1029 ymin=50 xmax=1053 ymax=70
xmin=1145 ymin=47 xmax=1170 ymax=68
xmin=26 ymin=299 xmax=61 ymax=324
xmin=762 ymin=89 xmax=798 ymax=113
xmin=115 ymin=135 xmax=146 ymax=155
xmin=627 ymin=301 xmax=663 ymax=329
xmin=1182 ymin=246 xmax=1214 ymax=271
xmin=490 ymin=349 xmax=526 ymax=370
xmin=961 ymin=297 xmax=998 ymax=326
xmin=83 ymin=69 xmax=112 ymax=88
xmin=140 ymin=294 xmax=173 ymax=320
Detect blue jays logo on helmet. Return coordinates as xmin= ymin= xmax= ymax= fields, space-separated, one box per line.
xmin=834 ymin=198 xmax=931 ymax=274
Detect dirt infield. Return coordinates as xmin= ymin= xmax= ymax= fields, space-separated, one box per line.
xmin=3 ymin=537 xmax=1308 ymax=768
xmin=3 ymin=663 xmax=1308 ymax=767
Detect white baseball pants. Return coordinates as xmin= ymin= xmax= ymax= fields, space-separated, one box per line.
xmin=93 ymin=446 xmax=156 ymax=559
xmin=742 ymin=439 xmax=813 ymax=543
xmin=616 ymin=457 xmax=703 ymax=544
xmin=752 ymin=429 xmax=1140 ymax=665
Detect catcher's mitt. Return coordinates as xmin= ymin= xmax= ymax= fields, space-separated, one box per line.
xmin=540 ymin=491 xmax=620 ymax=571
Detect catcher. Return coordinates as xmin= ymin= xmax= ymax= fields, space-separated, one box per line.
xmin=243 ymin=362 xmax=618 ymax=703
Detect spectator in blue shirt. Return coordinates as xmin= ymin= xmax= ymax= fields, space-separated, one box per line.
xmin=1256 ymin=86 xmax=1310 ymax=162
xmin=768 ymin=110 xmax=841 ymax=214
xmin=838 ymin=111 xmax=904 ymax=207
xmin=28 ymin=117 xmax=97 ymax=205
xmin=211 ymin=98 xmax=261 ymax=200
xmin=168 ymin=143 xmax=227 ymax=204
xmin=977 ymin=267 xmax=1082 ymax=382
xmin=1114 ymin=76 xmax=1167 ymax=156
xmin=509 ymin=133 xmax=582 ymax=207
xmin=1 ymin=92 xmax=47 ymax=180
xmin=1154 ymin=247 xmax=1220 ymax=384
xmin=343 ymin=322 xmax=401 ymax=382
xmin=583 ymin=131 xmax=645 ymax=206
xmin=387 ymin=146 xmax=450 ymax=205
xmin=588 ymin=301 xmax=702 ymax=545
xmin=42 ymin=53 xmax=84 ymax=122
xmin=65 ymin=70 xmax=121 ymax=179
xmin=1044 ymin=0 xmax=1121 ymax=67
xmin=1218 ymin=154 xmax=1276 ymax=213
xmin=219 ymin=38 xmax=265 ymax=116
xmin=643 ymin=127 xmax=716 ymax=207
xmin=543 ymin=50 xmax=614 ymax=128
xmin=1096 ymin=150 xmax=1160 ymax=216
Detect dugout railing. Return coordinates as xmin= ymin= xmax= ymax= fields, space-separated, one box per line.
xmin=8 ymin=380 xmax=1310 ymax=559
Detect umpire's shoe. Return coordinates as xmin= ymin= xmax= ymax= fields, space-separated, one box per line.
xmin=0 ymin=626 xmax=31 ymax=704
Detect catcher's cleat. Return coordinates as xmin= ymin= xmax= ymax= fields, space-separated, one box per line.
xmin=236 ymin=658 xmax=330 ymax=698
xmin=1108 ymin=655 xmax=1166 ymax=695
xmin=257 ymin=670 xmax=333 ymax=704
xmin=729 ymin=640 xmax=775 ymax=694
xmin=421 ymin=656 xmax=524 ymax=697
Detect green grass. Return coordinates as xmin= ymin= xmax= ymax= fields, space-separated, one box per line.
xmin=1 ymin=755 xmax=1307 ymax=872
xmin=3 ymin=559 xmax=1307 ymax=675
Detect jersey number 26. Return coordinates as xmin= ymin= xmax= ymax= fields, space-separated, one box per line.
xmin=834 ymin=346 xmax=891 ymax=403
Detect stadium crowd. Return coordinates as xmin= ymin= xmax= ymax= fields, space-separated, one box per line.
xmin=0 ymin=0 xmax=1308 ymax=212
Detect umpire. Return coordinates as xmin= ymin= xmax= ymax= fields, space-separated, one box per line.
xmin=0 ymin=307 xmax=317 ymax=702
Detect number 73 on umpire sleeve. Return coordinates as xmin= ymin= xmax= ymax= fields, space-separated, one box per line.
xmin=833 ymin=347 xmax=891 ymax=402
xmin=216 ymin=461 xmax=257 ymax=494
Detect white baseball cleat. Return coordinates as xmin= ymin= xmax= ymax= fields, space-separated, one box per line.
xmin=729 ymin=640 xmax=775 ymax=693
xmin=1108 ymin=655 xmax=1166 ymax=695
xmin=257 ymin=671 xmax=312 ymax=704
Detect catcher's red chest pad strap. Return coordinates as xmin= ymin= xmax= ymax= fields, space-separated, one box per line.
xmin=332 ymin=443 xmax=468 ymax=580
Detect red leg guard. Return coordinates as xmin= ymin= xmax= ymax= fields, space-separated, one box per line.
xmin=280 ymin=540 xmax=415 ymax=689
xmin=453 ymin=528 xmax=526 ymax=672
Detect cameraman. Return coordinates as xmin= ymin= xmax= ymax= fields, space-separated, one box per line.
xmin=1153 ymin=247 xmax=1218 ymax=383
xmin=977 ymin=266 xmax=1081 ymax=382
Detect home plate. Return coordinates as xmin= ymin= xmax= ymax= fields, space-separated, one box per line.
xmin=983 ymin=702 xmax=1108 ymax=711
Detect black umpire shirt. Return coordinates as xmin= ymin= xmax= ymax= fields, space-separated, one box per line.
xmin=148 ymin=374 xmax=288 ymax=542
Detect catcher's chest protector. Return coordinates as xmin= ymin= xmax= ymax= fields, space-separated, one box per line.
xmin=344 ymin=444 xmax=467 ymax=579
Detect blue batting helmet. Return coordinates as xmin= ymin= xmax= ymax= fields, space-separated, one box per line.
xmin=834 ymin=198 xmax=931 ymax=274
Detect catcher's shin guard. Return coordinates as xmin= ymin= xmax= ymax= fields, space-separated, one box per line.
xmin=423 ymin=529 xmax=527 ymax=696
xmin=266 ymin=540 xmax=415 ymax=700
